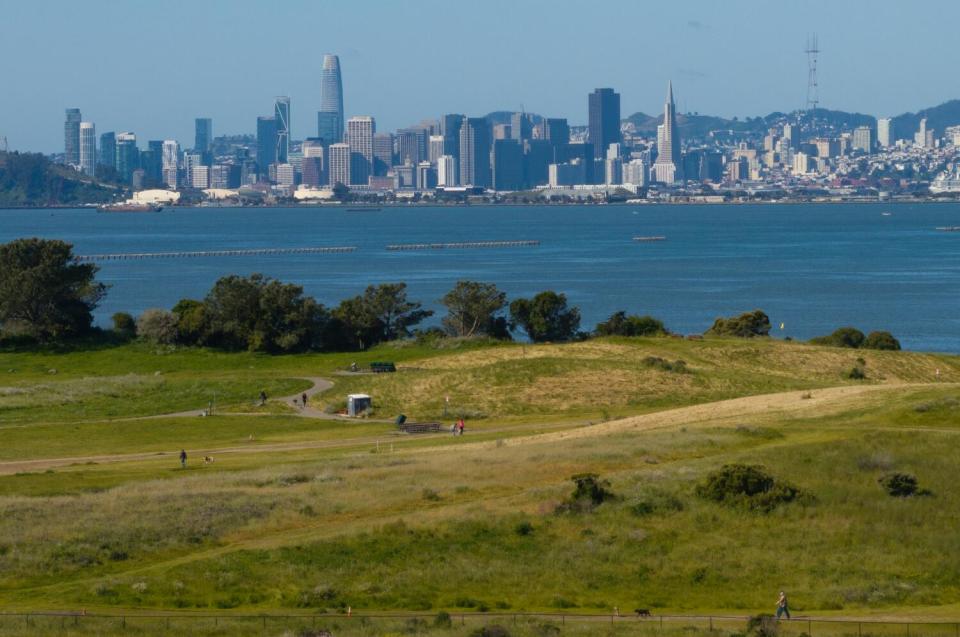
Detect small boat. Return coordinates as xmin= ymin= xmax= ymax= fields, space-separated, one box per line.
xmin=935 ymin=226 xmax=960 ymax=232
xmin=881 ymin=211 xmax=893 ymax=216
xmin=98 ymin=202 xmax=163 ymax=213
xmin=633 ymin=236 xmax=667 ymax=242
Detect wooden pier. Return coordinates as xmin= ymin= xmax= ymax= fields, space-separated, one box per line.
xmin=74 ymin=246 xmax=358 ymax=262
xmin=385 ymin=240 xmax=540 ymax=251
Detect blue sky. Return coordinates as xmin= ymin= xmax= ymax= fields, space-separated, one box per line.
xmin=2 ymin=0 xmax=957 ymax=153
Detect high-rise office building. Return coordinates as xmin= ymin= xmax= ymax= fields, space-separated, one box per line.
xmin=782 ymin=123 xmax=798 ymax=149
xmin=162 ymin=140 xmax=179 ymax=188
xmin=542 ymin=118 xmax=570 ymax=148
xmin=318 ymin=54 xmax=344 ymax=143
xmin=441 ymin=114 xmax=464 ymax=165
xmin=396 ymin=128 xmax=426 ymax=167
xmin=191 ymin=165 xmax=210 ymax=189
xmin=275 ymin=163 xmax=294 ymax=188
xmin=416 ymin=162 xmax=436 ymax=190
xmin=373 ymin=132 xmax=393 ymax=176
xmin=78 ymin=122 xmax=96 ymax=176
xmin=142 ymin=140 xmax=163 ymax=184
xmin=652 ymin=81 xmax=681 ymax=183
xmin=64 ymin=108 xmax=82 ymax=167
xmin=346 ymin=116 xmax=375 ymax=186
xmin=492 ymin=139 xmax=523 ymax=191
xmin=623 ymin=159 xmax=648 ymax=187
xmin=98 ymin=132 xmax=116 ymax=175
xmin=428 ymin=135 xmax=445 ymax=164
xmin=437 ymin=155 xmax=456 ymax=187
xmin=523 ymin=139 xmax=553 ymax=187
xmin=493 ymin=124 xmax=512 ymax=141
xmin=877 ymin=118 xmax=894 ymax=148
xmin=459 ymin=117 xmax=491 ymax=188
xmin=256 ymin=116 xmax=277 ymax=177
xmin=195 ymin=118 xmax=212 ymax=153
xmin=328 ymin=143 xmax=351 ymax=186
xmin=510 ymin=112 xmax=533 ymax=142
xmin=588 ymin=88 xmax=620 ymax=160
xmin=915 ymin=118 xmax=926 ymax=147
xmin=852 ymin=126 xmax=873 ymax=153
xmin=275 ymin=97 xmax=291 ymax=164
xmin=115 ymin=132 xmax=139 ymax=183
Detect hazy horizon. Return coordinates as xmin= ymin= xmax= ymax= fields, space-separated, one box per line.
xmin=2 ymin=0 xmax=958 ymax=153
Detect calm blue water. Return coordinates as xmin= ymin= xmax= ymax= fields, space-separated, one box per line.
xmin=1 ymin=203 xmax=959 ymax=352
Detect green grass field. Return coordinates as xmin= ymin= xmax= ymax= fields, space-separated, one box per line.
xmin=1 ymin=336 xmax=959 ymax=635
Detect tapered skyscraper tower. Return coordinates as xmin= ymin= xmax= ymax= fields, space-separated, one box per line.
xmin=318 ymin=54 xmax=344 ymax=143
xmin=652 ymin=81 xmax=681 ymax=183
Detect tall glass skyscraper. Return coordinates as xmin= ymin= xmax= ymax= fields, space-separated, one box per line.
xmin=275 ymin=97 xmax=290 ymax=163
xmin=256 ymin=116 xmax=277 ymax=177
xmin=588 ymin=88 xmax=621 ymax=160
xmin=98 ymin=131 xmax=116 ymax=174
xmin=79 ymin=122 xmax=96 ymax=176
xmin=318 ymin=54 xmax=344 ymax=143
xmin=194 ymin=118 xmax=212 ymax=153
xmin=459 ymin=117 xmax=491 ymax=188
xmin=64 ymin=108 xmax=81 ymax=166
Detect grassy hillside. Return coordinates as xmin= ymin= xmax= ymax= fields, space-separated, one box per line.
xmin=0 ymin=151 xmax=118 ymax=207
xmin=0 ymin=336 xmax=959 ymax=632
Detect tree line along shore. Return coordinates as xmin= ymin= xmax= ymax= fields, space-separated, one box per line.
xmin=0 ymin=237 xmax=903 ymax=357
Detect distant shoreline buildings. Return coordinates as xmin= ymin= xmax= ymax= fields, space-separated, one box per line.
xmin=55 ymin=55 xmax=960 ymax=202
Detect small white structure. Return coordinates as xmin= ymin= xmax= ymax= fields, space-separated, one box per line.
xmin=132 ymin=189 xmax=181 ymax=204
xmin=347 ymin=393 xmax=372 ymax=417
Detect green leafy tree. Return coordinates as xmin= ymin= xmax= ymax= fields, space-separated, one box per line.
xmin=595 ymin=311 xmax=667 ymax=337
xmin=811 ymin=326 xmax=865 ymax=348
xmin=171 ymin=299 xmax=209 ymax=345
xmin=441 ymin=280 xmax=509 ymax=338
xmin=509 ymin=290 xmax=581 ymax=342
xmin=0 ymin=238 xmax=106 ymax=340
xmin=705 ymin=310 xmax=771 ymax=338
xmin=202 ymin=274 xmax=330 ymax=352
xmin=111 ymin=312 xmax=136 ymax=338
xmin=863 ymin=330 xmax=901 ymax=351
xmin=333 ymin=283 xmax=433 ymax=350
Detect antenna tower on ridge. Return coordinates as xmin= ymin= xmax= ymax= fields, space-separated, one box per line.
xmin=805 ymin=34 xmax=820 ymax=114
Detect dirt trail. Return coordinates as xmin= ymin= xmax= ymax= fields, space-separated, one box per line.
xmin=0 ymin=382 xmax=945 ymax=476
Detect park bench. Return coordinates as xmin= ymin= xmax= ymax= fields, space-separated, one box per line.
xmin=370 ymin=361 xmax=396 ymax=373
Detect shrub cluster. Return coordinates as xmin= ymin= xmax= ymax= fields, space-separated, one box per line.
xmin=705 ymin=310 xmax=771 ymax=338
xmin=642 ymin=356 xmax=688 ymax=373
xmin=556 ymin=473 xmax=615 ymax=514
xmin=695 ymin=464 xmax=808 ymax=512
xmin=811 ymin=327 xmax=901 ymax=351
xmin=878 ymin=473 xmax=930 ymax=497
xmin=595 ymin=311 xmax=667 ymax=337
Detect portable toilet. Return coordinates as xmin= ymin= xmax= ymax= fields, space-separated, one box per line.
xmin=347 ymin=393 xmax=372 ymax=417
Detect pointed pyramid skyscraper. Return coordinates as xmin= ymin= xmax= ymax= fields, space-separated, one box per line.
xmin=653 ymin=80 xmax=681 ymax=183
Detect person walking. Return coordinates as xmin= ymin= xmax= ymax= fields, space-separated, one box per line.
xmin=302 ymin=392 xmax=308 ymax=408
xmin=179 ymin=449 xmax=187 ymax=468
xmin=457 ymin=418 xmax=465 ymax=436
xmin=776 ymin=591 xmax=790 ymax=620
xmin=258 ymin=390 xmax=267 ymax=406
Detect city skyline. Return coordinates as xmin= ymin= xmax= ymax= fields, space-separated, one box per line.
xmin=4 ymin=0 xmax=960 ymax=153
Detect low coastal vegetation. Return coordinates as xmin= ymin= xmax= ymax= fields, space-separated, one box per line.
xmin=2 ymin=237 xmax=959 ymax=631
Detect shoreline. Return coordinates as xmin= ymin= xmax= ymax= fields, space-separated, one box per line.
xmin=4 ymin=197 xmax=960 ymax=211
